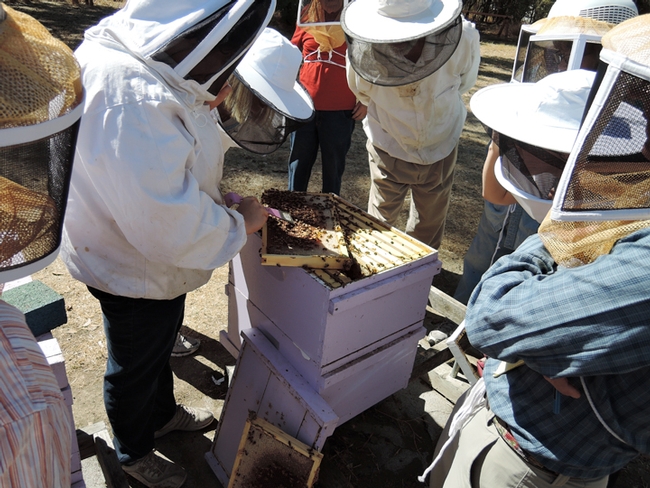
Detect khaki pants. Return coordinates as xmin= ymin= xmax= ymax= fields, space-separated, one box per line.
xmin=367 ymin=141 xmax=458 ymax=250
xmin=429 ymin=400 xmax=609 ymax=488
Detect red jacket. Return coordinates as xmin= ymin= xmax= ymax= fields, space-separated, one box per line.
xmin=291 ymin=26 xmax=357 ymax=111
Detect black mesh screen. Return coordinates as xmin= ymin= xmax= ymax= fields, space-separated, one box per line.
xmin=345 ymin=15 xmax=462 ymax=87
xmin=560 ymin=71 xmax=650 ymax=212
xmin=494 ymin=131 xmax=569 ymax=200
xmin=0 ymin=120 xmax=78 ymax=273
xmin=512 ymin=28 xmax=534 ymax=82
xmin=220 ymin=108 xmax=305 ymax=154
xmin=152 ymin=0 xmax=273 ymax=95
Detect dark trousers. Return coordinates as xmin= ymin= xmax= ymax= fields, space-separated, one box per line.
xmin=288 ymin=109 xmax=355 ymax=195
xmin=88 ymin=287 xmax=185 ymax=464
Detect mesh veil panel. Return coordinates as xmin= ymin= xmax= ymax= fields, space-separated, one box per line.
xmin=0 ymin=5 xmax=82 ymax=277
xmin=217 ymin=76 xmax=305 ymax=154
xmin=523 ymin=41 xmax=571 ymax=82
xmin=0 ymin=122 xmax=79 ymax=271
xmin=346 ymin=15 xmax=462 ymax=87
xmin=494 ymin=132 xmax=569 ymax=200
xmin=540 ymin=71 xmax=650 ymax=268
xmin=558 ymin=71 xmax=650 ymax=213
xmin=151 ymin=0 xmax=273 ymax=95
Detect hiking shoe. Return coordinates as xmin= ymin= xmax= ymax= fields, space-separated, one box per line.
xmin=171 ymin=333 xmax=200 ymax=357
xmin=154 ymin=404 xmax=214 ymax=439
xmin=122 ymin=450 xmax=187 ymax=488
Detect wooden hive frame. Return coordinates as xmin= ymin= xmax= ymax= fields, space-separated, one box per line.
xmin=261 ymin=193 xmax=351 ymax=270
xmin=228 ymin=412 xmax=324 ymax=488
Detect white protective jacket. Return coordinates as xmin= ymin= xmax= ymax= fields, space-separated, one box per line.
xmin=62 ymin=0 xmax=269 ymax=299
xmin=347 ymin=18 xmax=480 ymax=165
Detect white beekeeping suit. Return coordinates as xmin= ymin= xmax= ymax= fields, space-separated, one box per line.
xmin=62 ymin=0 xmax=275 ymax=299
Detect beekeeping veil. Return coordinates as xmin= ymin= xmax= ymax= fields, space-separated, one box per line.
xmin=511 ymin=0 xmax=638 ymax=84
xmin=512 ymin=16 xmax=613 ymax=83
xmin=470 ymin=69 xmax=595 ymax=223
xmin=297 ymin=0 xmax=348 ymax=60
xmin=216 ymin=28 xmax=315 ymax=154
xmin=341 ymin=0 xmax=463 ymax=87
xmin=96 ymin=0 xmax=276 ymax=97
xmin=0 ymin=5 xmax=83 ymax=283
xmin=540 ymin=14 xmax=650 ymax=268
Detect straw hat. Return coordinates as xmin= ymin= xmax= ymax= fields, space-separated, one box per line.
xmin=341 ymin=0 xmax=462 ymax=43
xmin=234 ymin=28 xmax=314 ymax=121
xmin=601 ymin=14 xmax=650 ymax=66
xmin=535 ymin=15 xmax=614 ymax=36
xmin=470 ymin=69 xmax=596 ymax=153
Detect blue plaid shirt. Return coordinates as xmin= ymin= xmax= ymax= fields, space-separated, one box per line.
xmin=465 ymin=228 xmax=650 ymax=478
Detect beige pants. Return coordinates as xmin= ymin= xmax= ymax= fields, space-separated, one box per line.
xmin=429 ymin=401 xmax=609 ymax=488
xmin=367 ymin=141 xmax=458 ymax=250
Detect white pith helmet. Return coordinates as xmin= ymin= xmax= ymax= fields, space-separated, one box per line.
xmin=548 ymin=0 xmax=638 ymax=24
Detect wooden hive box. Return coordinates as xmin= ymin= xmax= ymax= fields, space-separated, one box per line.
xmin=221 ymin=194 xmax=441 ymax=374
xmin=207 ymin=329 xmax=338 ymax=488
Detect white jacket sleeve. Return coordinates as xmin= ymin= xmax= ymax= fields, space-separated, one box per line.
xmin=75 ymin=98 xmax=247 ymax=271
xmin=346 ymin=57 xmax=373 ymax=107
xmin=458 ymin=19 xmax=481 ymax=96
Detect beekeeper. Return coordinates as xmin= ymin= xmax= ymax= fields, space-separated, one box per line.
xmin=453 ymin=0 xmax=638 ymax=305
xmin=0 ymin=5 xmax=84 ymax=487
xmin=60 ymin=1 xmax=275 ymax=486
xmin=422 ymin=14 xmax=650 ymax=488
xmin=341 ymin=0 xmax=480 ymax=250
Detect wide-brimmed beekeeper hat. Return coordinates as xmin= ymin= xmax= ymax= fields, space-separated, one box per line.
xmin=341 ymin=0 xmax=463 ymax=86
xmin=216 ymin=28 xmax=315 ymax=154
xmin=471 ymin=69 xmax=595 ymax=223
xmin=235 ymin=29 xmax=314 ymax=122
xmin=472 ymin=69 xmax=595 ymax=153
xmin=341 ymin=0 xmax=461 ymax=42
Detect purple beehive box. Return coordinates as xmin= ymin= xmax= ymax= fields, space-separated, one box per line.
xmin=221 ymin=227 xmax=440 ymax=387
xmin=207 ymin=329 xmax=338 ymax=488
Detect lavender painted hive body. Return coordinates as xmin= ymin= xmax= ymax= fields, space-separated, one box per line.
xmin=210 ymin=195 xmax=441 ymax=486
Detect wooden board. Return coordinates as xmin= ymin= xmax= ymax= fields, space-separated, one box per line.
xmin=261 ymin=192 xmax=351 ymax=269
xmin=228 ymin=412 xmax=323 ymax=488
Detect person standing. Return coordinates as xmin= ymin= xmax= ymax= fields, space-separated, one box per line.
xmin=288 ymin=0 xmax=367 ymax=195
xmin=342 ymin=0 xmax=480 ymax=249
xmin=422 ymin=14 xmax=650 ymax=487
xmin=453 ymin=1 xmax=638 ymax=304
xmin=60 ymin=1 xmax=275 ymax=486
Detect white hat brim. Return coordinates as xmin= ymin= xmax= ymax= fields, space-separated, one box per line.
xmin=470 ymin=83 xmax=579 ymax=154
xmin=235 ymin=63 xmax=315 ymax=122
xmin=494 ymin=156 xmax=552 ymax=224
xmin=341 ymin=0 xmax=462 ymax=42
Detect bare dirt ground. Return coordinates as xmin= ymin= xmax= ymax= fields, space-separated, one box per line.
xmin=9 ymin=1 xmax=650 ymax=486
